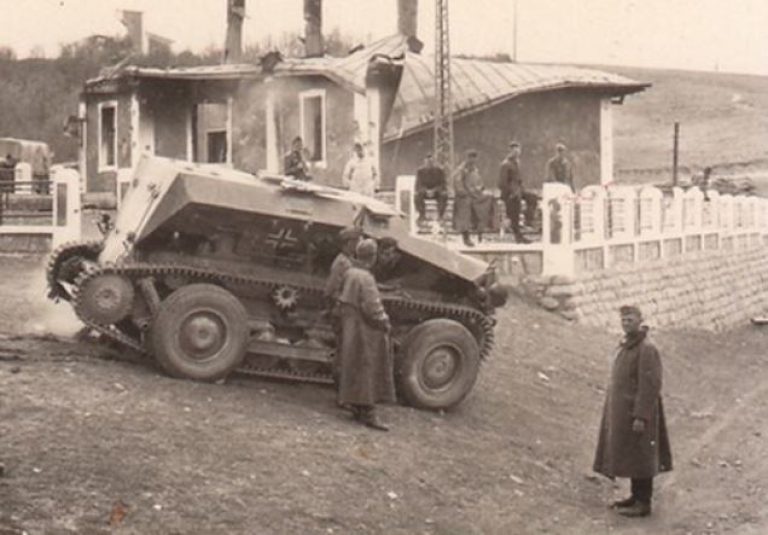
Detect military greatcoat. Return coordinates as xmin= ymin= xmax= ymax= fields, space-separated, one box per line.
xmin=452 ymin=163 xmax=494 ymax=233
xmin=593 ymin=328 xmax=673 ymax=479
xmin=336 ymin=266 xmax=396 ymax=407
xmin=324 ymin=252 xmax=354 ymax=301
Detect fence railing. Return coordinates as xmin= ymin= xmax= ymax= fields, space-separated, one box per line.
xmin=0 ymin=167 xmax=82 ymax=250
xmin=541 ymin=182 xmax=768 ymax=276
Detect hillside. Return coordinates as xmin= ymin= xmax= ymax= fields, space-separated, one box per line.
xmin=607 ymin=65 xmax=768 ymax=176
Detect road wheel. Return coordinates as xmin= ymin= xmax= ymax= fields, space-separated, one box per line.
xmin=150 ymin=284 xmax=249 ymax=381
xmin=396 ymin=319 xmax=480 ymax=410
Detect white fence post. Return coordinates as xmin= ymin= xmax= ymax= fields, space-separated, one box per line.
xmin=394 ymin=175 xmax=417 ymax=234
xmin=542 ymin=182 xmax=575 ymax=277
xmin=51 ymin=167 xmax=82 ymax=248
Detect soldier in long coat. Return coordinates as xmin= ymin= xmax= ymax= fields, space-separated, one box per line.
xmin=453 ymin=150 xmax=494 ymax=247
xmin=593 ymin=305 xmax=673 ymax=517
xmin=324 ymin=227 xmax=362 ymax=303
xmin=337 ymin=239 xmax=396 ymax=431
xmin=324 ymin=227 xmax=362 ymax=384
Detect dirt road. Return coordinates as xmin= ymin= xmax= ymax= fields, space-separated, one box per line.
xmin=0 ymin=254 xmax=767 ymax=534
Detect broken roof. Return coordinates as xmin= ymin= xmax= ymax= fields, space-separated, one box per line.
xmin=384 ymin=52 xmax=649 ymax=141
xmin=85 ymin=33 xmax=648 ymax=141
xmin=271 ymin=34 xmax=649 ymax=141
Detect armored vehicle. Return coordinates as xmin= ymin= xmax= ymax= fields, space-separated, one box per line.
xmin=48 ymin=157 xmax=505 ymax=410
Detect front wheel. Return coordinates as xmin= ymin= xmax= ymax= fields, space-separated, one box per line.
xmin=396 ymin=319 xmax=480 ymax=410
xmin=150 ymin=284 xmax=249 ymax=381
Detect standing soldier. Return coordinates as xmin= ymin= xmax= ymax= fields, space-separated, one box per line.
xmin=498 ymin=142 xmax=529 ymax=243
xmin=324 ymin=227 xmax=362 ymax=303
xmin=324 ymin=227 xmax=362 ymax=384
xmin=593 ymin=305 xmax=673 ymax=518
xmin=545 ymin=143 xmax=574 ymax=190
xmin=342 ymin=143 xmax=378 ymax=196
xmin=337 ymin=239 xmax=396 ymax=431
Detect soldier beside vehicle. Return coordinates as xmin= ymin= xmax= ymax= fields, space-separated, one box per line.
xmin=327 ymin=228 xmax=397 ymax=431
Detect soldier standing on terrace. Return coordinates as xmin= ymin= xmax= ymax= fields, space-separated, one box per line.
xmin=593 ymin=305 xmax=673 ymax=518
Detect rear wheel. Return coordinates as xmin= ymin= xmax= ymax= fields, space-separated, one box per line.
xmin=150 ymin=284 xmax=249 ymax=381
xmin=396 ymin=319 xmax=480 ymax=410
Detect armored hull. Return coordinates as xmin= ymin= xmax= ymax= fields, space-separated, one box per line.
xmin=48 ymin=157 xmax=504 ymax=410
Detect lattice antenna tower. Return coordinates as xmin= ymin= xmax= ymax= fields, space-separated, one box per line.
xmin=433 ymin=0 xmax=454 ymax=174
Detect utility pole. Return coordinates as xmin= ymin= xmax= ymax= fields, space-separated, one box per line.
xmin=512 ymin=0 xmax=518 ymax=62
xmin=433 ymin=0 xmax=454 ymax=175
xmin=672 ymin=122 xmax=680 ymax=186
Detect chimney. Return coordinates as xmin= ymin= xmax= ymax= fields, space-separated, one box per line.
xmin=224 ymin=0 xmax=245 ymax=64
xmin=121 ymin=10 xmax=145 ymax=54
xmin=397 ymin=0 xmax=418 ymax=38
xmin=304 ymin=0 xmax=323 ymax=57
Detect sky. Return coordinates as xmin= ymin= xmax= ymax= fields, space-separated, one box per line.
xmin=0 ymin=0 xmax=766 ymax=75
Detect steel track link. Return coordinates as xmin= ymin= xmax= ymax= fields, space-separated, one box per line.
xmin=47 ymin=240 xmax=103 ymax=300
xmin=69 ymin=261 xmax=496 ymax=383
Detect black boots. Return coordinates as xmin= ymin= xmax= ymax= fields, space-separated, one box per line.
xmin=461 ymin=232 xmax=474 ymax=247
xmin=352 ymin=405 xmax=389 ymax=431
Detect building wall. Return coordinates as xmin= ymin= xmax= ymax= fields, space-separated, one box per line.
xmin=380 ymin=89 xmax=604 ymax=191
xmin=147 ymin=83 xmax=192 ymax=161
xmin=84 ymin=92 xmax=133 ymax=193
xmin=233 ymin=76 xmax=356 ymax=186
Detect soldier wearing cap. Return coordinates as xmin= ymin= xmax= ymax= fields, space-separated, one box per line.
xmin=546 ymin=143 xmax=574 ymax=189
xmin=324 ymin=227 xmax=362 ymax=303
xmin=325 ymin=227 xmax=362 ymax=384
xmin=283 ymin=136 xmax=310 ymax=181
xmin=453 ymin=149 xmax=494 ymax=247
xmin=498 ymin=141 xmax=529 ymax=243
xmin=336 ymin=239 xmax=396 ymax=430
xmin=593 ymin=305 xmax=673 ymax=518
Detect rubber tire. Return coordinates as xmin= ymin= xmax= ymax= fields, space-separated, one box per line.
xmin=150 ymin=283 xmax=249 ymax=382
xmin=396 ymin=319 xmax=480 ymax=410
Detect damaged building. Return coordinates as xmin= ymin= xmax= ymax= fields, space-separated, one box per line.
xmin=78 ymin=0 xmax=648 ymax=195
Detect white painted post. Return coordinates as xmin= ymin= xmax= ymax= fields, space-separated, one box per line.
xmin=579 ymin=185 xmax=606 ymax=244
xmin=599 ymin=99 xmax=614 ymax=186
xmin=542 ymin=182 xmax=575 ymax=277
xmin=14 ymin=162 xmax=32 ymax=194
xmin=265 ymin=89 xmax=279 ymax=173
xmin=395 ymin=175 xmax=417 ymax=234
xmin=639 ymin=186 xmax=663 ymax=237
xmin=51 ymin=167 xmax=82 ymax=248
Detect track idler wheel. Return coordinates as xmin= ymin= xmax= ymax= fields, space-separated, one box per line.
xmin=77 ymin=273 xmax=135 ymax=325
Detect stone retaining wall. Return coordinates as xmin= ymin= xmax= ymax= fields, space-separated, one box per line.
xmin=523 ymin=246 xmax=768 ymax=331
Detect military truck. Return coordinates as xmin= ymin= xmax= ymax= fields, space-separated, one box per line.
xmin=47 ymin=157 xmax=505 ymax=410
xmin=0 ymin=138 xmax=52 ymax=193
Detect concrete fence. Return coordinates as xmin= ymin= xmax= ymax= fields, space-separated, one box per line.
xmin=0 ymin=166 xmax=82 ymax=253
xmin=541 ymin=182 xmax=768 ymax=277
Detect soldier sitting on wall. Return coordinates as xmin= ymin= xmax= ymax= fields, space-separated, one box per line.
xmin=415 ymin=153 xmax=448 ymax=222
xmin=0 ymin=154 xmax=17 ymax=193
xmin=283 ymin=136 xmax=310 ymax=181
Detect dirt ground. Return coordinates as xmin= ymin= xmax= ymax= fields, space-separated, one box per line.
xmin=0 ymin=254 xmax=767 ymax=534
